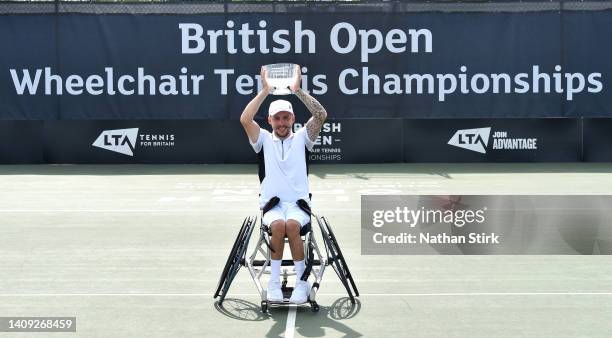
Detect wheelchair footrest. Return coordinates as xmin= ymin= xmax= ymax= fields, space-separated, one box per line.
xmin=252 ymin=259 xmax=321 ymax=267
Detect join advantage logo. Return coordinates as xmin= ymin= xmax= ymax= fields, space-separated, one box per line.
xmin=92 ymin=128 xmax=139 ymax=156
xmin=447 ymin=127 xmax=491 ymax=154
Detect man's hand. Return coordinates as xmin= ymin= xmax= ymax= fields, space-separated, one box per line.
xmin=261 ymin=66 xmax=272 ymax=94
xmin=239 ymin=66 xmax=272 ymax=144
xmin=290 ymin=64 xmax=301 ymax=93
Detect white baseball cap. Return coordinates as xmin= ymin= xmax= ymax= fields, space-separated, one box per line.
xmin=268 ymin=100 xmax=294 ymax=116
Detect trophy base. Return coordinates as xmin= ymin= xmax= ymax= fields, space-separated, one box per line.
xmin=271 ymin=88 xmax=292 ymax=95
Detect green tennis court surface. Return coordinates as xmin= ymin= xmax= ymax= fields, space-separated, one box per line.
xmin=1 ymin=164 xmax=611 ymax=337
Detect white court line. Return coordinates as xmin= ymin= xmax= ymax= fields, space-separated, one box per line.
xmin=0 ymin=208 xmax=361 ymax=213
xmin=0 ymin=209 xmax=192 ymax=213
xmin=1 ymin=292 xmax=612 ymax=296
xmin=284 ymin=304 xmax=297 ymax=338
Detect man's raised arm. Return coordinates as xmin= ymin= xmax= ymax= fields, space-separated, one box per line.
xmin=240 ymin=67 xmax=271 ymax=143
xmin=292 ymin=67 xmax=328 ymax=141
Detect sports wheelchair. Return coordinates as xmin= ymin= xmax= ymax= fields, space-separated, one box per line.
xmin=213 ymin=196 xmax=359 ymax=313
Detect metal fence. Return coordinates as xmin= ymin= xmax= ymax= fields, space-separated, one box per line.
xmin=1 ymin=0 xmax=612 ymax=15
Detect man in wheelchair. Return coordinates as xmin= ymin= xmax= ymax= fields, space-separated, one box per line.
xmin=239 ymin=64 xmax=327 ymax=304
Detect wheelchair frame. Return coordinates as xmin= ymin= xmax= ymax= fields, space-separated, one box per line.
xmin=214 ymin=209 xmax=359 ymax=313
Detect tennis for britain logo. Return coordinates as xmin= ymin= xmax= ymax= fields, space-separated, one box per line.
xmin=92 ymin=128 xmax=175 ymax=156
xmin=448 ymin=127 xmax=537 ymax=154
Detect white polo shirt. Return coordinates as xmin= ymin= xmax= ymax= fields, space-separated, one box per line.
xmin=251 ymin=126 xmax=315 ymax=208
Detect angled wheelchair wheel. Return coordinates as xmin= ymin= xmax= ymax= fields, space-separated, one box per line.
xmin=320 ymin=216 xmax=359 ymax=303
xmin=214 ymin=216 xmax=256 ymax=304
xmin=214 ymin=217 xmax=248 ymax=299
xmin=217 ymin=216 xmax=256 ymax=304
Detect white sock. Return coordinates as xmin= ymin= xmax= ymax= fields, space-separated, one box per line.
xmin=294 ymin=260 xmax=305 ymax=281
xmin=270 ymin=259 xmax=281 ymax=284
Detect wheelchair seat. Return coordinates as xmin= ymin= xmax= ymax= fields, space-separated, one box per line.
xmin=260 ymin=195 xmax=313 ymax=237
xmin=262 ymin=222 xmax=311 ymax=237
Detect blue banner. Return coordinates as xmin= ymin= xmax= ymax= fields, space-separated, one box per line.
xmin=1 ymin=7 xmax=611 ymax=119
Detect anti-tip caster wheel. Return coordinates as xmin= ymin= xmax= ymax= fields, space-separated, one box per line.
xmin=261 ymin=300 xmax=269 ymax=313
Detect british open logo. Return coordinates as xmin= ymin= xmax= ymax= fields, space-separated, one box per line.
xmin=295 ymin=122 xmax=343 ymax=161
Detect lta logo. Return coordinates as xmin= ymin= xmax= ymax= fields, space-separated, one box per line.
xmin=447 ymin=127 xmax=491 ymax=154
xmin=92 ymin=128 xmax=139 ymax=156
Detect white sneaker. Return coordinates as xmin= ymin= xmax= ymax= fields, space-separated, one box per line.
xmin=289 ymin=280 xmax=311 ymax=304
xmin=267 ymin=281 xmax=283 ymax=302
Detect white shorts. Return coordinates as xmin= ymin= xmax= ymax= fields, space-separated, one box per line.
xmin=262 ymin=202 xmax=310 ymax=227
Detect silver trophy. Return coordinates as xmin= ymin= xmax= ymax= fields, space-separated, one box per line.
xmin=264 ymin=63 xmax=298 ymax=95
